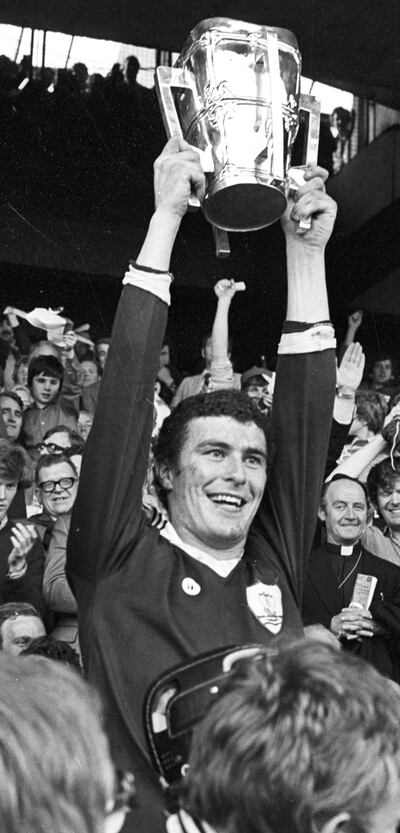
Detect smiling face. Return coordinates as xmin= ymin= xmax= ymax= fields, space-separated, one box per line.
xmin=376 ymin=476 xmax=400 ymax=532
xmin=319 ymin=479 xmax=368 ymax=546
xmin=0 ymin=396 xmax=23 ymax=441
xmin=31 ymin=373 xmax=61 ymax=407
xmin=160 ymin=416 xmax=267 ymax=555
xmin=37 ymin=460 xmax=78 ymax=516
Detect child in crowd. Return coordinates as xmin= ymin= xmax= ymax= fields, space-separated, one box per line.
xmin=22 ymin=355 xmax=80 ymax=457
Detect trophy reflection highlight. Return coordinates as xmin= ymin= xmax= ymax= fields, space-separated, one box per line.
xmin=155 ymin=18 xmax=320 ymax=254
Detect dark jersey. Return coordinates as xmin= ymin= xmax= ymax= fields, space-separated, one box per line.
xmin=67 ymin=283 xmax=335 ymax=833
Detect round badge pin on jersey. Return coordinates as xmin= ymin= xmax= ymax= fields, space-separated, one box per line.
xmin=182 ymin=577 xmax=201 ymax=596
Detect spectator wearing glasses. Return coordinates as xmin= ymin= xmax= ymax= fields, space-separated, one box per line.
xmin=35 ymin=424 xmax=84 ymax=458
xmin=36 ymin=453 xmax=80 ymax=651
xmin=33 ymin=453 xmax=78 ymax=546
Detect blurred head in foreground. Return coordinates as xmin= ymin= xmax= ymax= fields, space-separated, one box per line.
xmin=0 ymin=656 xmax=133 ymax=833
xmin=177 ymin=641 xmax=400 ymax=833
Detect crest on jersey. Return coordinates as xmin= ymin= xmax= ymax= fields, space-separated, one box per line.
xmin=246 ymin=582 xmax=283 ymax=634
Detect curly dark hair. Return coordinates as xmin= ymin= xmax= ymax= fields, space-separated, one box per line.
xmin=366 ymin=457 xmax=400 ymax=508
xmin=21 ymin=635 xmax=83 ymax=673
xmin=181 ymin=640 xmax=400 ymax=833
xmin=153 ymin=389 xmax=270 ymax=506
xmin=155 ymin=389 xmax=269 ymax=470
xmin=0 ymin=439 xmax=33 ymax=486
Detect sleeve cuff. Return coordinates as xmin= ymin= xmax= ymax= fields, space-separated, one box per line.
xmin=333 ymin=396 xmax=355 ymax=424
xmin=122 ymin=265 xmax=172 ymax=306
xmin=278 ymin=323 xmax=336 ymax=354
xmin=209 ymin=359 xmax=234 ymax=381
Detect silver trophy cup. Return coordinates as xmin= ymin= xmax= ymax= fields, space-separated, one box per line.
xmin=155 ymin=17 xmax=320 ymax=249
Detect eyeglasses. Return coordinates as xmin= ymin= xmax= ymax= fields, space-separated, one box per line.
xmin=38 ymin=477 xmax=77 ymax=493
xmin=36 ymin=442 xmax=66 ymax=454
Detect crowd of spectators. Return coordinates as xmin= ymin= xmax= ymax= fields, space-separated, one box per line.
xmin=0 ymin=53 xmax=164 ymax=219
xmin=0 ymin=121 xmax=399 ymax=833
xmin=0 ymin=52 xmax=354 ymax=224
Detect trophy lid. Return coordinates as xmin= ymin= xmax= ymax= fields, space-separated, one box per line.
xmin=176 ymin=17 xmax=300 ymax=64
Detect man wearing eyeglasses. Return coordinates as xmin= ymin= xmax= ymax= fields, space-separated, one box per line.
xmin=35 ymin=452 xmax=80 ymax=650
xmin=35 ymin=424 xmax=84 ymax=457
xmin=35 ymin=453 xmax=79 ymax=520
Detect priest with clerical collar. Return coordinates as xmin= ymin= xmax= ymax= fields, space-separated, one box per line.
xmin=302 ymin=474 xmax=400 ymax=682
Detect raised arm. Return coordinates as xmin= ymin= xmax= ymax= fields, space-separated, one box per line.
xmin=67 ymin=138 xmax=205 ymax=595
xmin=343 ymin=310 xmax=363 ymax=349
xmin=334 ymin=341 xmax=365 ymax=423
xmin=255 ymin=168 xmax=338 ymax=603
xmin=282 ymin=166 xmax=336 ymax=322
xmin=208 ymin=279 xmax=245 ymax=391
xmin=328 ymin=403 xmax=400 ymax=481
xmin=325 ymin=342 xmax=365 ymax=475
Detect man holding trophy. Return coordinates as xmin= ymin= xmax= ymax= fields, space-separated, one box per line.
xmin=67 ymin=18 xmax=337 ymax=833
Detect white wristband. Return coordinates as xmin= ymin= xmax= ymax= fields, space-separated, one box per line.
xmin=122 ymin=265 xmax=172 ymax=306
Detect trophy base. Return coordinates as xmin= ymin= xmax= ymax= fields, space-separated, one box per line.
xmin=203 ymin=181 xmax=287 ymax=232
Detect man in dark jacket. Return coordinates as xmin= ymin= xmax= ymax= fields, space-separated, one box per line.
xmin=303 ymin=474 xmax=400 ymax=681
xmin=67 ymin=136 xmax=337 ymax=833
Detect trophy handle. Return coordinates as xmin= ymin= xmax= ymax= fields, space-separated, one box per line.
xmin=212 ymin=226 xmax=231 ymax=259
xmin=299 ymin=94 xmax=321 ymax=168
xmin=155 ymin=66 xmax=203 ymax=212
xmin=288 ymin=94 xmax=321 ymax=232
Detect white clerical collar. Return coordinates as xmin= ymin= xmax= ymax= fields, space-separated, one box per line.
xmin=340 ymin=545 xmax=355 ymax=556
xmin=326 ymin=541 xmax=362 ymax=557
xmin=160 ymin=521 xmax=243 ymax=577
